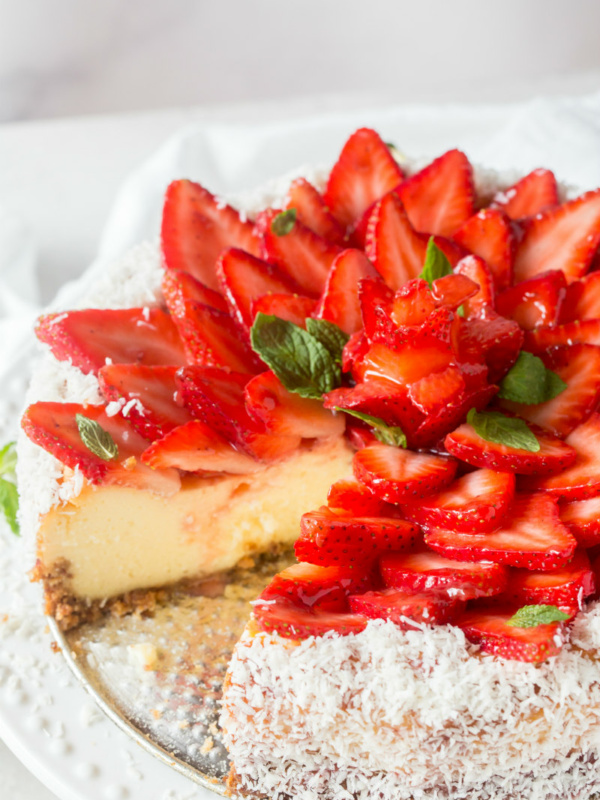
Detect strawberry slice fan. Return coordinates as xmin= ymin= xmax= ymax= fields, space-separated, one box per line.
xmin=24 ymin=126 xmax=600 ymax=664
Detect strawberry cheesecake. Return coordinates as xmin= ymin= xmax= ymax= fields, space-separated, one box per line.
xmin=18 ymin=127 xmax=600 ymax=798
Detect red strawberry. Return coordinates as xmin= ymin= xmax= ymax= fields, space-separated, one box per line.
xmin=523 ymin=414 xmax=600 ymax=501
xmin=353 ymin=443 xmax=457 ymax=503
xmin=452 ymin=208 xmax=514 ymax=292
xmin=141 ymin=419 xmax=263 ymax=474
xmin=425 ymin=493 xmax=576 ymax=571
xmin=380 ymin=549 xmax=508 ymax=600
xmin=21 ymin=401 xmax=180 ymax=494
xmin=284 ymin=177 xmax=346 ymax=245
xmin=408 ymin=367 xmax=466 ymax=416
xmin=251 ymin=293 xmax=316 ymax=327
xmin=458 ymin=604 xmax=566 ymax=662
xmin=255 ymin=209 xmax=342 ymax=297
xmin=324 ymin=128 xmax=405 ymax=231
xmin=492 ymin=169 xmax=559 ymax=220
xmin=430 ymin=273 xmax=479 ymax=310
xmin=98 ymin=364 xmax=193 ymax=441
xmin=341 ymin=330 xmax=369 ymax=373
xmin=397 ymin=149 xmax=475 ymax=237
xmin=216 ymin=247 xmax=297 ymax=332
xmin=457 ymin=312 xmax=523 ymax=383
xmin=346 ymin=425 xmax=379 ymax=450
xmin=323 ymin=381 xmax=424 ymax=439
xmin=295 ymin=506 xmax=419 ymax=566
xmin=454 ymin=255 xmax=496 ymax=318
xmin=261 ymin=562 xmax=375 ymax=611
xmin=496 ymin=270 xmax=567 ymax=330
xmin=36 ymin=308 xmax=187 ymax=375
xmin=505 ymin=550 xmax=595 ymax=610
xmin=244 ymin=370 xmax=345 ymax=439
xmin=524 ymin=318 xmax=600 ymax=354
xmin=513 ymin=189 xmax=600 ymax=284
xmin=327 ymin=478 xmax=397 ymax=517
xmin=559 ymin=272 xmax=600 ymax=323
xmin=390 ymin=279 xmax=436 ymax=327
xmin=314 ymin=249 xmax=377 ymax=335
xmin=359 ymin=278 xmax=395 ymax=342
xmin=500 ymin=345 xmax=600 ymax=438
xmin=400 ymin=468 xmax=515 ymax=533
xmin=171 ymin=301 xmax=263 ymax=373
xmin=253 ymin=597 xmax=367 ymax=639
xmin=559 ymin=495 xmax=600 ymax=547
xmin=353 ymin=341 xmax=454 ymax=388
xmin=444 ymin=420 xmax=576 ymax=475
xmin=349 ymin=587 xmax=463 ymax=627
xmin=161 ymin=269 xmax=229 ymax=316
xmin=161 ymin=179 xmax=259 ymax=290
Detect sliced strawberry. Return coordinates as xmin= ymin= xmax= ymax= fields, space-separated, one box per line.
xmin=400 ymin=468 xmax=515 ymax=533
xmin=161 ymin=179 xmax=259 ymax=290
xmin=559 ymin=495 xmax=600 ymax=547
xmin=513 ymin=189 xmax=600 ymax=284
xmin=346 ymin=425 xmax=378 ymax=450
xmin=341 ymin=330 xmax=369 ymax=374
xmin=397 ymin=149 xmax=475 ymax=237
xmin=524 ymin=318 xmax=600 ymax=353
xmin=21 ymin=401 xmax=180 ymax=494
xmin=500 ymin=345 xmax=600 ymax=438
xmin=261 ymin=562 xmax=374 ymax=611
xmin=454 ymin=255 xmax=496 ymax=317
xmin=559 ymin=272 xmax=600 ymax=322
xmin=253 ymin=597 xmax=367 ymax=639
xmin=408 ymin=366 xmax=465 ymax=416
xmin=216 ymin=247 xmax=297 ymax=332
xmin=353 ymin=340 xmax=454 ymax=388
xmin=390 ymin=279 xmax=436 ymax=327
xmin=324 ymin=381 xmax=424 ymax=439
xmin=251 ymin=293 xmax=316 ymax=327
xmin=444 ymin=420 xmax=576 ymax=475
xmin=244 ymin=370 xmax=345 ymax=439
xmin=323 ymin=128 xmax=405 ymax=231
xmin=430 ymin=273 xmax=479 ymax=310
xmin=161 ymin=269 xmax=229 ymax=316
xmin=492 ymin=169 xmax=559 ymax=220
xmin=505 ymin=550 xmax=595 ymax=610
xmin=457 ymin=312 xmax=523 ymax=383
xmin=327 ymin=478 xmax=396 ymax=517
xmin=458 ymin=604 xmax=566 ymax=662
xmin=496 ymin=270 xmax=567 ymax=330
xmin=171 ymin=301 xmax=263 ymax=373
xmin=359 ymin=278 xmax=395 ymax=342
xmin=314 ymin=249 xmax=377 ymax=335
xmin=284 ymin=177 xmax=346 ymax=245
xmin=98 ymin=364 xmax=193 ymax=440
xmin=425 ymin=493 xmax=576 ymax=571
xmin=349 ymin=587 xmax=463 ymax=627
xmin=452 ymin=208 xmax=514 ymax=291
xmin=380 ymin=549 xmax=508 ymax=600
xmin=353 ymin=443 xmax=457 ymax=503
xmin=255 ymin=209 xmax=342 ymax=297
xmin=141 ymin=419 xmax=263 ymax=474
xmin=295 ymin=506 xmax=419 ymax=566
xmin=36 ymin=308 xmax=187 ymax=375
xmin=523 ymin=414 xmax=600 ymax=501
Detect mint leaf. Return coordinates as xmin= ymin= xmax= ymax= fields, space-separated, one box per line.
xmin=335 ymin=408 xmax=407 ymax=448
xmin=507 ymin=604 xmax=570 ymax=628
xmin=250 ymin=314 xmax=341 ymax=399
xmin=498 ymin=351 xmax=567 ymax=405
xmin=467 ymin=408 xmax=540 ymax=452
xmin=305 ymin=318 xmax=349 ymax=364
xmin=419 ymin=238 xmax=452 ymax=288
xmin=76 ymin=414 xmax=119 ymax=461
xmin=271 ymin=208 xmax=297 ymax=236
xmin=0 ymin=478 xmax=18 ymax=535
xmin=0 ymin=442 xmax=17 ymax=475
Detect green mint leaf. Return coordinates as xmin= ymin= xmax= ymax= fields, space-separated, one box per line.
xmin=467 ymin=408 xmax=540 ymax=453
xmin=0 ymin=478 xmax=19 ymax=535
xmin=0 ymin=442 xmax=17 ymax=475
xmin=271 ymin=208 xmax=297 ymax=236
xmin=419 ymin=238 xmax=453 ymax=288
xmin=507 ymin=604 xmax=570 ymax=628
xmin=76 ymin=414 xmax=119 ymax=461
xmin=498 ymin=351 xmax=567 ymax=405
xmin=250 ymin=314 xmax=341 ymax=399
xmin=335 ymin=408 xmax=407 ymax=448
xmin=305 ymin=318 xmax=349 ymax=365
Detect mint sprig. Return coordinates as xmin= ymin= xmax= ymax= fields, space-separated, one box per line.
xmin=270 ymin=209 xmax=297 ymax=236
xmin=498 ymin=351 xmax=567 ymax=405
xmin=507 ymin=604 xmax=570 ymax=628
xmin=467 ymin=408 xmax=540 ymax=453
xmin=335 ymin=408 xmax=407 ymax=448
xmin=305 ymin=318 xmax=349 ymax=364
xmin=0 ymin=442 xmax=19 ymax=535
xmin=250 ymin=314 xmax=345 ymax=399
xmin=419 ymin=238 xmax=453 ymax=288
xmin=76 ymin=415 xmax=119 ymax=461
